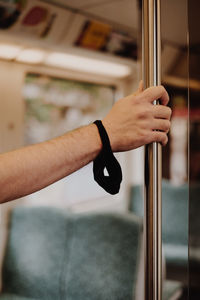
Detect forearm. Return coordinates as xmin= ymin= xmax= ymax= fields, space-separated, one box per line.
xmin=0 ymin=124 xmax=102 ymax=203
xmin=0 ymin=84 xmax=171 ymax=204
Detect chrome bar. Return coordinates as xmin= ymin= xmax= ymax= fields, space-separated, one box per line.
xmin=142 ymin=0 xmax=162 ymax=299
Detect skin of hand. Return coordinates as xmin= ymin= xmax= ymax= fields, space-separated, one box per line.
xmin=0 ymin=82 xmax=171 ymax=203
xmin=102 ymin=81 xmax=171 ymax=152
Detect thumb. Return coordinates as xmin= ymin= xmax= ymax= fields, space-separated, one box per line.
xmin=133 ymin=80 xmax=144 ymax=96
xmin=137 ymin=80 xmax=144 ymax=93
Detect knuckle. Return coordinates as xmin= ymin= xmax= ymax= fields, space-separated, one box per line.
xmin=159 ymin=85 xmax=165 ymax=92
xmin=148 ymin=131 xmax=157 ymax=143
xmin=165 ymin=105 xmax=171 ymax=113
xmin=134 ymin=94 xmax=143 ymax=104
xmin=136 ymin=108 xmax=145 ymax=119
xmin=165 ymin=120 xmax=171 ymax=130
xmin=168 ymin=107 xmax=172 ymax=117
xmin=164 ymin=135 xmax=168 ymax=146
xmin=161 ymin=133 xmax=168 ymax=145
xmin=141 ymin=129 xmax=169 ymax=146
xmin=167 ymin=106 xmax=172 ymax=113
xmin=156 ymin=132 xmax=162 ymax=142
xmin=140 ymin=129 xmax=150 ymax=143
xmin=154 ymin=132 xmax=166 ymax=144
xmin=143 ymin=120 xmax=152 ymax=130
xmin=137 ymin=106 xmax=152 ymax=119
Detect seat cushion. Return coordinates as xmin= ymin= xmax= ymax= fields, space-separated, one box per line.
xmin=130 ymin=180 xmax=188 ymax=246
xmin=2 ymin=207 xmax=73 ymax=300
xmin=62 ymin=213 xmax=142 ymax=300
xmin=0 ymin=294 xmax=37 ymax=300
xmin=2 ymin=207 xmax=142 ymax=300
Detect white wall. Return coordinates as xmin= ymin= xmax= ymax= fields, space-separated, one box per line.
xmin=0 ymin=61 xmax=25 ymax=153
xmin=0 ymin=61 xmax=25 ymax=290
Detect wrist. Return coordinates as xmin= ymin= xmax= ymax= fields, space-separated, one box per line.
xmin=90 ymin=123 xmax=103 ymax=153
xmin=102 ymin=119 xmax=116 ymax=152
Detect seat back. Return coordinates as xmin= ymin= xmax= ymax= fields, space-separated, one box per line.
xmin=130 ymin=180 xmax=188 ymax=246
xmin=2 ymin=207 xmax=70 ymax=299
xmin=2 ymin=207 xmax=142 ymax=300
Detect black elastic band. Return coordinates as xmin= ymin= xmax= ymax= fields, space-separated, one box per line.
xmin=93 ymin=120 xmax=122 ymax=195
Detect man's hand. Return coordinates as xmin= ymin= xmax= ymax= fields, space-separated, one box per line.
xmin=102 ymin=82 xmax=171 ymax=152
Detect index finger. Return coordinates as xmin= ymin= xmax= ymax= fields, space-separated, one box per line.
xmin=140 ymin=85 xmax=169 ymax=106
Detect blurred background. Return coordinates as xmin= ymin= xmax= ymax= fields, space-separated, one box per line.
xmin=0 ymin=0 xmax=199 ymax=299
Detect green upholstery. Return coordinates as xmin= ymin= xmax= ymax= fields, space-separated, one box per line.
xmin=2 ymin=207 xmax=70 ymax=299
xmin=0 ymin=295 xmax=36 ymax=300
xmin=186 ymin=184 xmax=200 ymax=280
xmin=130 ymin=180 xmax=188 ymax=268
xmin=189 ymin=184 xmax=200 ymax=247
xmin=1 ymin=206 xmax=183 ymax=300
xmin=130 ymin=180 xmax=188 ymax=244
xmin=1 ymin=207 xmax=142 ymax=300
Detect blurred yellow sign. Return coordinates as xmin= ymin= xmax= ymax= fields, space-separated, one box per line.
xmin=78 ymin=21 xmax=111 ymax=50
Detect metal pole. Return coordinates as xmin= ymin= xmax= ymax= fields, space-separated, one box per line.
xmin=142 ymin=0 xmax=162 ymax=300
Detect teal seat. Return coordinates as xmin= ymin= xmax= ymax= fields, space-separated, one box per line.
xmin=1 ymin=207 xmax=142 ymax=300
xmin=0 ymin=295 xmax=37 ymax=300
xmin=130 ymin=180 xmax=188 ymax=270
xmin=0 ymin=206 xmax=183 ymax=299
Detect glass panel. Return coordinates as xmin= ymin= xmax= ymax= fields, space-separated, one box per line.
xmin=188 ymin=0 xmax=200 ymax=298
xmin=127 ymin=1 xmax=189 ymax=299
xmin=161 ymin=0 xmax=189 ymax=298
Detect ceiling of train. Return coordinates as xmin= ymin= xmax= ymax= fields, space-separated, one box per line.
xmin=43 ymin=0 xmax=138 ymax=33
xmin=0 ymin=0 xmax=198 ymax=80
xmin=42 ymin=0 xmax=191 ymax=79
xmin=44 ymin=0 xmax=188 ymax=47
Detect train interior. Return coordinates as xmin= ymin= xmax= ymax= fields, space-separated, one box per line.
xmin=0 ymin=0 xmax=199 ymax=299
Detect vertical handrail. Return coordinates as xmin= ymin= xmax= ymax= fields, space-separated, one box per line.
xmin=142 ymin=1 xmax=162 ymax=300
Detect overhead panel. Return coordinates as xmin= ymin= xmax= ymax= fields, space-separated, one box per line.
xmin=40 ymin=0 xmax=192 ymax=46
xmin=83 ymin=0 xmax=138 ymax=31
xmin=0 ymin=0 xmax=138 ymax=77
xmin=0 ymin=0 xmax=72 ymax=45
xmin=43 ymin=0 xmax=110 ymax=9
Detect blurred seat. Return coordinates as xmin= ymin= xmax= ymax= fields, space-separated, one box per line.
xmin=0 ymin=206 xmax=182 ymax=299
xmin=0 ymin=295 xmax=37 ymax=300
xmin=1 ymin=207 xmax=142 ymax=300
xmin=130 ymin=180 xmax=188 ymax=269
xmin=129 ymin=179 xmax=200 ymax=284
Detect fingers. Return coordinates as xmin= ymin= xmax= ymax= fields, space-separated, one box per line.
xmin=153 ymin=105 xmax=172 ymax=120
xmin=151 ymin=119 xmax=171 ymax=132
xmin=140 ymin=85 xmax=169 ymax=106
xmin=147 ymin=131 xmax=168 ymax=146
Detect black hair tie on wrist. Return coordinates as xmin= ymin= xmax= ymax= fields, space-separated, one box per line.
xmin=93 ymin=120 xmax=122 ymax=195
